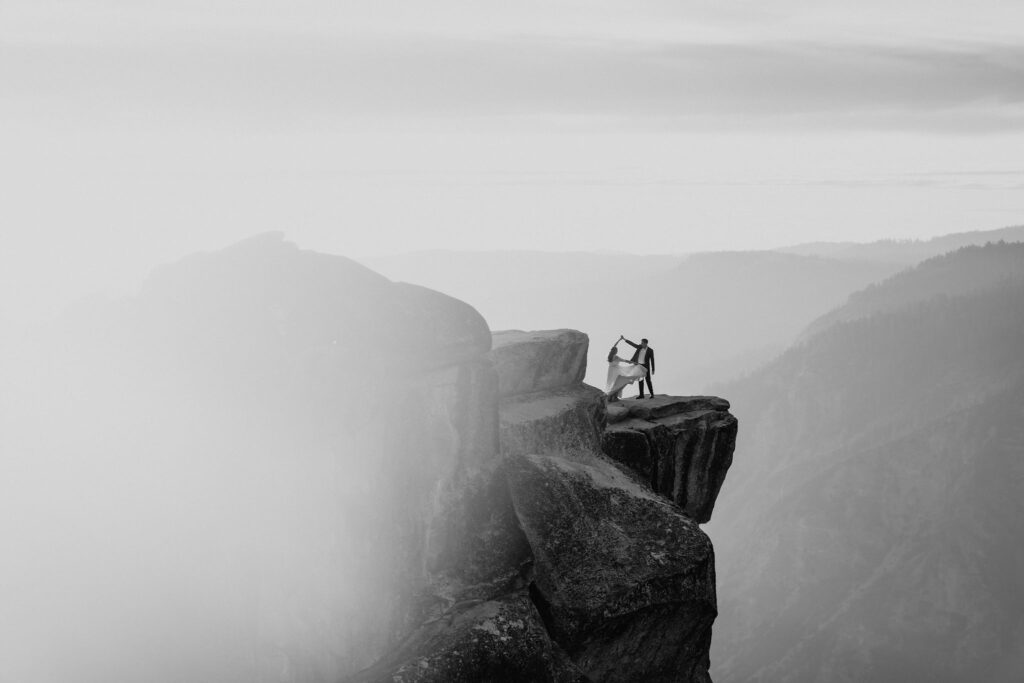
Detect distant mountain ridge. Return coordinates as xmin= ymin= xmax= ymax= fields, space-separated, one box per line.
xmin=708 ymin=242 xmax=1024 ymax=682
xmin=362 ymin=249 xmax=900 ymax=392
xmin=800 ymin=242 xmax=1024 ymax=340
xmin=361 ymin=250 xmax=683 ymax=303
xmin=778 ymin=224 xmax=1024 ymax=265
xmin=360 ymin=225 xmax=1024 ymax=394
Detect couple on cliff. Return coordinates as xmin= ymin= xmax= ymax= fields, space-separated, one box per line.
xmin=606 ymin=335 xmax=655 ymax=402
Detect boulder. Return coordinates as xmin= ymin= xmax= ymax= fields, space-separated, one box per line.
xmin=603 ymin=400 xmax=737 ymax=524
xmin=498 ymin=385 xmax=607 ymax=458
xmin=349 ymin=590 xmax=588 ymax=683
xmin=506 ymin=451 xmax=717 ymax=683
xmin=489 ymin=330 xmax=589 ymax=397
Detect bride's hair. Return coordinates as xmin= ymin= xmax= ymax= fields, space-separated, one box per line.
xmin=608 ymin=346 xmax=618 ymax=363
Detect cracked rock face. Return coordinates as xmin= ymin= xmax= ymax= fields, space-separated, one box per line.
xmin=506 ymin=451 xmax=717 ymax=683
xmin=23 ymin=230 xmax=736 ymax=683
xmin=498 ymin=385 xmax=608 ymax=458
xmin=352 ymin=330 xmax=734 ymax=683
xmin=348 ymin=591 xmax=588 ymax=683
xmin=603 ymin=396 xmax=738 ymax=523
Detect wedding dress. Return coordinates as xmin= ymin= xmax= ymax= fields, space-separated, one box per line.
xmin=605 ymin=356 xmax=648 ymax=397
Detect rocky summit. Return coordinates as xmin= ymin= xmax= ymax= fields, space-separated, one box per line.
xmin=352 ymin=325 xmax=736 ymax=683
xmin=8 ymin=237 xmax=737 ymax=683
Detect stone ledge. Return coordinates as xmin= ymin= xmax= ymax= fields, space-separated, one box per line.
xmin=603 ymin=396 xmax=737 ymax=524
xmin=489 ymin=329 xmax=589 ymax=398
xmin=499 ymin=384 xmax=607 ymax=458
xmin=607 ymin=395 xmax=731 ymax=424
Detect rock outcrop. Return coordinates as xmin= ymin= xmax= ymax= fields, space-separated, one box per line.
xmin=7 ymin=235 xmax=737 ymax=683
xmin=12 ymin=234 xmax=507 ymax=683
xmin=507 ymin=452 xmax=716 ymax=683
xmin=498 ymin=385 xmax=608 ymax=458
xmin=356 ymin=328 xmax=733 ymax=683
xmin=603 ymin=397 xmax=738 ymax=523
xmin=349 ymin=590 xmax=587 ymax=683
xmin=490 ymin=329 xmax=589 ymax=397
xmin=348 ymin=331 xmax=591 ymax=682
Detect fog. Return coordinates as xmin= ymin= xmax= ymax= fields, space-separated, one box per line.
xmin=3 ymin=1 xmax=1024 ymax=681
xmin=5 ymin=0 xmax=1024 ymax=331
xmin=6 ymin=230 xmax=1022 ymax=682
xmin=365 ymin=229 xmax=1024 ymax=393
xmin=0 ymin=238 xmax=480 ymax=682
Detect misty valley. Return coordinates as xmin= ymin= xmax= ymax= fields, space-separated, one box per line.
xmin=2 ymin=227 xmax=1022 ymax=682
xmin=5 ymin=2 xmax=1024 ymax=680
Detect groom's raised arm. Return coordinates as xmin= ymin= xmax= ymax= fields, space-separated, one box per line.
xmin=622 ymin=337 xmax=640 ymax=349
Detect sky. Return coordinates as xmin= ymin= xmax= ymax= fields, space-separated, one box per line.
xmin=3 ymin=0 xmax=1024 ymax=323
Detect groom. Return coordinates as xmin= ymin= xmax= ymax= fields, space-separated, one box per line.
xmin=621 ymin=336 xmax=655 ymax=398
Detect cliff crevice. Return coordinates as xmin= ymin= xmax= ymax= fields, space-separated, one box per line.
xmin=603 ymin=397 xmax=738 ymax=524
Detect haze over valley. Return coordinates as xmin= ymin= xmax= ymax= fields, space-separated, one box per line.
xmin=363 ymin=227 xmax=1024 ymax=681
xmin=4 ymin=0 xmax=1024 ymax=680
xmin=365 ymin=225 xmax=1024 ymax=392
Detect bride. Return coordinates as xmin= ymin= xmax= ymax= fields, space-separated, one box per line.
xmin=605 ymin=337 xmax=647 ymax=402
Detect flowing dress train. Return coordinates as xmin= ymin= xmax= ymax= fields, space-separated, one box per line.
xmin=605 ymin=357 xmax=648 ymax=397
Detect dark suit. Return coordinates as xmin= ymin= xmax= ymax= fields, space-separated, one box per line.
xmin=623 ymin=339 xmax=654 ymax=397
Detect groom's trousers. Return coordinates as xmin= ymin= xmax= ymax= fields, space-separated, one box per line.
xmin=638 ymin=369 xmax=653 ymax=397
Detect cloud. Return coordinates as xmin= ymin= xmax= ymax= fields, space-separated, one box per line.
xmin=3 ymin=32 xmax=1024 ymax=133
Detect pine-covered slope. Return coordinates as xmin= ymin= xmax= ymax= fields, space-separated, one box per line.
xmin=708 ymin=244 xmax=1024 ymax=682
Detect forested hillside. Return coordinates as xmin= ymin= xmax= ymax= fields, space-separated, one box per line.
xmin=802 ymin=242 xmax=1024 ymax=339
xmin=779 ymin=225 xmax=1024 ymax=265
xmin=709 ymin=243 xmax=1024 ymax=682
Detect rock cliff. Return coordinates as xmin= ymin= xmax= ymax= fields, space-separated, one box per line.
xmin=603 ymin=397 xmax=738 ymax=524
xmin=7 ymin=236 xmax=736 ymax=683
xmin=354 ymin=328 xmax=736 ymax=683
